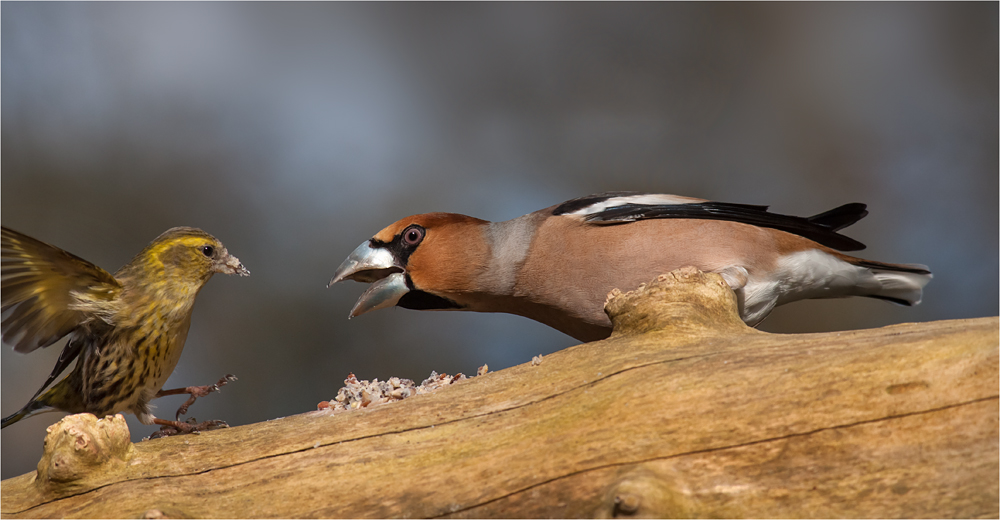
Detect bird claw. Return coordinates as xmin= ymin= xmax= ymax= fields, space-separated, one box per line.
xmin=190 ymin=373 xmax=238 ymax=399
xmin=154 ymin=373 xmax=238 ymax=421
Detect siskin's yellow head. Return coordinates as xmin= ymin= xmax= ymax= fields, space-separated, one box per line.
xmin=117 ymin=227 xmax=249 ymax=285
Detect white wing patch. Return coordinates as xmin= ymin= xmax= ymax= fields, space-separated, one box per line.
xmin=561 ymin=193 xmax=705 ymax=217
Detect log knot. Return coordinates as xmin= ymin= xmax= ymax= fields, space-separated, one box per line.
xmin=35 ymin=413 xmax=134 ymax=487
xmin=604 ymin=267 xmax=751 ymax=337
xmin=599 ymin=466 xmax=692 ymax=518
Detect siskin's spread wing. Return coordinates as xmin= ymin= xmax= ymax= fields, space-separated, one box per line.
xmin=1 ymin=226 xmax=122 ymax=353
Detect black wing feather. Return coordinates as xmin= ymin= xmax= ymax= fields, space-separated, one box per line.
xmin=27 ymin=336 xmax=85 ymax=402
xmin=806 ymin=202 xmax=868 ymax=232
xmin=583 ymin=201 xmax=869 ymax=251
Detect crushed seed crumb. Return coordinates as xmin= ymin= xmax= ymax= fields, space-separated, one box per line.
xmin=319 ymin=369 xmax=481 ymax=413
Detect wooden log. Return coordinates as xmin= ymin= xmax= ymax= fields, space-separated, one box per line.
xmin=1 ymin=268 xmax=996 ymax=518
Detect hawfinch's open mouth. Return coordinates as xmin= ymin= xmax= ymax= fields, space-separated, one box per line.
xmin=329 ymin=241 xmax=409 ymax=318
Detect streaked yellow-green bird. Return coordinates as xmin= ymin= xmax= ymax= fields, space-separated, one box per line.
xmin=1 ymin=226 xmax=249 ymax=433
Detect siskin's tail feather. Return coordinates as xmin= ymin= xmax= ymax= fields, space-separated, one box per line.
xmin=1 ymin=398 xmax=51 ymax=429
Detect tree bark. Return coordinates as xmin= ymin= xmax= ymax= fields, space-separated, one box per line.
xmin=2 ymin=268 xmax=997 ymax=518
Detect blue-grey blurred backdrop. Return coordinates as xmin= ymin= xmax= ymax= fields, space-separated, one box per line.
xmin=2 ymin=3 xmax=997 ymax=479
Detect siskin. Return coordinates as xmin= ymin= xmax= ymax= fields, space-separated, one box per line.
xmin=1 ymin=226 xmax=249 ymax=434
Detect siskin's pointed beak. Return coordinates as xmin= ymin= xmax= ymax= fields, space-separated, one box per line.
xmin=217 ymin=251 xmax=250 ymax=277
xmin=328 ymin=241 xmax=408 ymax=318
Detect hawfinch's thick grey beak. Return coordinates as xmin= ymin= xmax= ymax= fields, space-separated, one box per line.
xmin=329 ymin=241 xmax=409 ymax=318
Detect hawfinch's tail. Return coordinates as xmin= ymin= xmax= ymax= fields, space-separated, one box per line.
xmin=854 ymin=260 xmax=932 ymax=306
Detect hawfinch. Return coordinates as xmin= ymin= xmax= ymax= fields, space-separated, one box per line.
xmin=330 ymin=193 xmax=931 ymax=342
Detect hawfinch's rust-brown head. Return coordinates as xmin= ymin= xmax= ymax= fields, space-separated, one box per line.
xmin=329 ymin=212 xmax=489 ymax=317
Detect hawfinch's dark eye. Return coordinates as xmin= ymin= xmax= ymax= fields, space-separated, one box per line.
xmin=201 ymin=245 xmax=215 ymax=257
xmin=402 ymin=226 xmax=425 ymax=247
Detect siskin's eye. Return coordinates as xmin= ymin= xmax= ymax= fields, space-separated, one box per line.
xmin=402 ymin=225 xmax=424 ymax=247
xmin=200 ymin=245 xmax=215 ymax=257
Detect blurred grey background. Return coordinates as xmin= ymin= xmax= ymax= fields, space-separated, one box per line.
xmin=2 ymin=3 xmax=996 ymax=479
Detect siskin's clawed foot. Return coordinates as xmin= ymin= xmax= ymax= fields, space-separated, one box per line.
xmin=149 ymin=417 xmax=230 ymax=439
xmin=156 ymin=374 xmax=237 ymax=421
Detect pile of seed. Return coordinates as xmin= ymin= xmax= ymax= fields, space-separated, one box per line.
xmin=318 ymin=365 xmax=488 ymax=412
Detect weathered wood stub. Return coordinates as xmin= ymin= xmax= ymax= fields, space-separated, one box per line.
xmin=1 ymin=268 xmax=997 ymax=518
